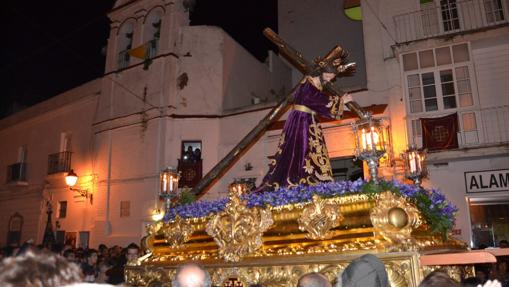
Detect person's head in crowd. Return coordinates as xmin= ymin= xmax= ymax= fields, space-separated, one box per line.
xmin=17 ymin=240 xmax=35 ymax=256
xmin=499 ymin=240 xmax=509 ymax=248
xmin=95 ymin=261 xmax=112 ymax=283
xmin=11 ymin=246 xmax=20 ymax=257
xmin=297 ymin=272 xmax=331 ymax=287
xmin=496 ymin=259 xmax=508 ymax=278
xmin=0 ymin=249 xmax=82 ymax=287
xmin=51 ymin=243 xmax=64 ymax=254
xmin=98 ymin=244 xmax=108 ymax=257
xmin=85 ymin=249 xmax=98 ymax=266
xmin=193 ymin=148 xmax=201 ymax=160
xmin=475 ymin=265 xmax=490 ymax=283
xmin=418 ymin=270 xmax=459 ymax=287
xmin=64 ymin=249 xmax=77 ymax=263
xmin=173 ymin=263 xmax=211 ymax=287
xmin=462 ymin=277 xmax=482 ymax=287
xmin=110 ymin=245 xmax=122 ymax=258
xmin=126 ymin=243 xmax=140 ymax=263
xmin=2 ymin=246 xmax=14 ymax=257
xmin=340 ymin=254 xmax=389 ymax=287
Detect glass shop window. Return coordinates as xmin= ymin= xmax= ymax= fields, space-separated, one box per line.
xmin=469 ymin=198 xmax=509 ymax=248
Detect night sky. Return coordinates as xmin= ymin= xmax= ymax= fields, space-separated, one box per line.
xmin=1 ymin=0 xmax=277 ymax=119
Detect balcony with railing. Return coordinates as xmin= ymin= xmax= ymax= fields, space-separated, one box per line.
xmin=178 ymin=159 xmax=203 ymax=188
xmin=394 ymin=0 xmax=509 ymax=43
xmin=410 ymin=105 xmax=509 ymax=150
xmin=47 ymin=151 xmax=72 ymax=174
xmin=117 ymin=49 xmax=130 ymax=70
xmin=7 ymin=163 xmax=27 ymax=183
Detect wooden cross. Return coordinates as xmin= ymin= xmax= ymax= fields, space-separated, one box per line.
xmin=191 ymin=28 xmax=368 ymax=197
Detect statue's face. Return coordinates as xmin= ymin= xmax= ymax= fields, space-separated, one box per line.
xmin=321 ymin=72 xmax=336 ymax=82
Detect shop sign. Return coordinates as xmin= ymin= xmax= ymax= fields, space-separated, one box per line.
xmin=465 ymin=169 xmax=509 ymax=193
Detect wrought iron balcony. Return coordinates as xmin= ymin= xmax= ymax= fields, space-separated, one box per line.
xmin=47 ymin=151 xmax=72 ymax=174
xmin=394 ymin=0 xmax=509 ymax=43
xmin=7 ymin=163 xmax=27 ymax=183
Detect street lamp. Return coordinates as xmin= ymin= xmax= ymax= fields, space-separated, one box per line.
xmin=65 ymin=169 xmax=92 ymax=204
xmin=160 ymin=167 xmax=180 ymax=212
xmin=403 ymin=145 xmax=427 ymax=186
xmin=352 ymin=116 xmax=388 ymax=183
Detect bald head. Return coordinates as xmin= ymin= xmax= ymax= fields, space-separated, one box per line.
xmin=173 ymin=263 xmax=211 ymax=287
xmin=297 ymin=272 xmax=331 ymax=287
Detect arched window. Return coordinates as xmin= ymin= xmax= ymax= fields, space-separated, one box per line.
xmin=143 ymin=9 xmax=164 ymax=59
xmin=7 ymin=213 xmax=23 ymax=246
xmin=117 ymin=21 xmax=135 ymax=69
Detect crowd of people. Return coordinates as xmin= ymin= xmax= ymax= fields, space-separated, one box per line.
xmin=0 ymin=242 xmax=508 ymax=287
xmin=183 ymin=146 xmax=201 ymax=162
xmin=0 ymin=240 xmax=140 ymax=286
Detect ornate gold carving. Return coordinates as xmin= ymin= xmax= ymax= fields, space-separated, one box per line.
xmin=386 ymin=261 xmax=410 ymax=287
xmin=307 ymin=120 xmax=333 ymax=182
xmin=146 ymin=221 xmax=163 ymax=236
xmin=206 ymin=189 xmax=274 ymax=262
xmin=125 ymin=267 xmax=174 ymax=287
xmin=126 ymin=254 xmax=421 ymax=287
xmin=163 ymin=215 xmax=194 ymax=248
xmin=298 ymin=195 xmax=344 ymax=240
xmin=422 ymin=265 xmax=475 ymax=283
xmin=370 ymin=191 xmax=422 ymax=251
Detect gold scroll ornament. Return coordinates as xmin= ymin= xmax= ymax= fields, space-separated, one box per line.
xmin=206 ymin=189 xmax=274 ymax=262
xmin=163 ymin=215 xmax=194 ymax=248
xmin=370 ymin=191 xmax=422 ymax=251
xmin=298 ymin=194 xmax=344 ymax=240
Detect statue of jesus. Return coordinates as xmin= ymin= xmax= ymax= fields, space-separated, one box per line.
xmin=256 ymin=46 xmax=355 ymax=191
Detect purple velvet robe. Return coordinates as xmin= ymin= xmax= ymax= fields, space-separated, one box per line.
xmin=256 ymin=78 xmax=343 ymax=192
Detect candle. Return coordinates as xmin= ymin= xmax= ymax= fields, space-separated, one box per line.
xmin=370 ymin=127 xmax=376 ymax=150
xmin=361 ymin=129 xmax=367 ymax=150
xmin=409 ymin=153 xmax=416 ymax=173
xmin=169 ymin=175 xmax=173 ymax=192
xmin=417 ymin=154 xmax=422 ymax=172
xmin=162 ymin=175 xmax=167 ymax=192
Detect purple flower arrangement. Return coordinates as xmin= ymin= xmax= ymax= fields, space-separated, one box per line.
xmin=163 ymin=179 xmax=457 ymax=237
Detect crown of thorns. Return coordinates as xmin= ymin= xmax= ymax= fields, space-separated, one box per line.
xmin=313 ymin=46 xmax=355 ymax=75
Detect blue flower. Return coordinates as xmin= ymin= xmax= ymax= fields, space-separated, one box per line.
xmin=162 ymin=179 xmax=457 ymax=236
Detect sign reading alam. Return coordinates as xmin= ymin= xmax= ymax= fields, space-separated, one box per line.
xmin=465 ymin=169 xmax=509 ymax=193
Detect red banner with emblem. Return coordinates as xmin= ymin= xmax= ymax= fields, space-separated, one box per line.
xmin=421 ymin=113 xmax=459 ymax=151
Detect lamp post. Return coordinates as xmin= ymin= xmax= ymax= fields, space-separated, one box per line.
xmin=65 ymin=169 xmax=92 ymax=204
xmin=352 ymin=115 xmax=388 ymax=183
xmin=403 ymin=145 xmax=427 ymax=186
xmin=160 ymin=167 xmax=180 ymax=213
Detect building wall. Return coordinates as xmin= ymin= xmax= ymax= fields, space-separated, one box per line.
xmin=82 ymin=0 xmax=292 ymax=245
xmin=361 ymin=0 xmax=509 ymax=245
xmin=0 ymin=80 xmax=100 ymax=246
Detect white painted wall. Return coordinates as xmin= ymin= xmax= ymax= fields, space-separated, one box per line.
xmin=0 ymin=80 xmax=100 ymax=246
